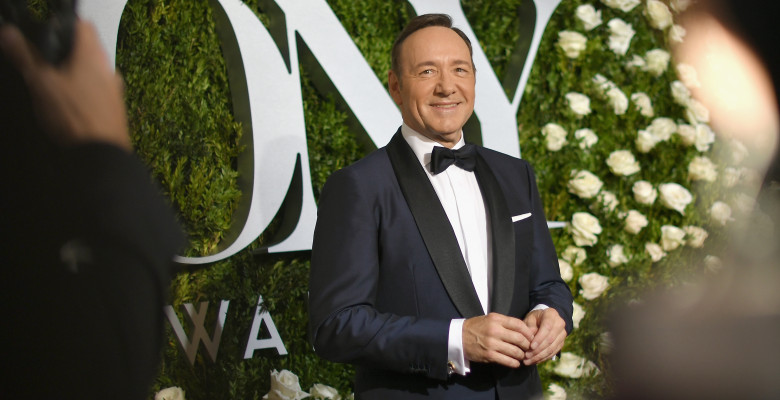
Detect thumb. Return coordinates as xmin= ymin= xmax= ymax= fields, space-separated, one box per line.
xmin=524 ymin=311 xmax=540 ymax=333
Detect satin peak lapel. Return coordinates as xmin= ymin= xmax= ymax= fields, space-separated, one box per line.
xmin=386 ymin=131 xmax=484 ymax=318
xmin=474 ymin=152 xmax=516 ymax=316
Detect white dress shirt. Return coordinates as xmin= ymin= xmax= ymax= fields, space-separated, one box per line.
xmin=401 ymin=125 xmax=489 ymax=375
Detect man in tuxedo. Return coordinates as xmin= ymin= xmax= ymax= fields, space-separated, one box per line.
xmin=308 ymin=14 xmax=572 ymax=399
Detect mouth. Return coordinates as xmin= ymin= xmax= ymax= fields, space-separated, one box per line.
xmin=430 ymin=102 xmax=460 ymax=109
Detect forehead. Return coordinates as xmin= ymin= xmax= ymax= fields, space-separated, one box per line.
xmin=399 ymin=26 xmax=471 ymax=65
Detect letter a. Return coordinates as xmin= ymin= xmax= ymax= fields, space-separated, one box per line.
xmin=244 ymin=295 xmax=288 ymax=358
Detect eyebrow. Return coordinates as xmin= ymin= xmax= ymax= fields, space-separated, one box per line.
xmin=412 ymin=59 xmax=472 ymax=69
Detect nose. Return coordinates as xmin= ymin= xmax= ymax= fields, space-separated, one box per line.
xmin=434 ymin=71 xmax=456 ymax=96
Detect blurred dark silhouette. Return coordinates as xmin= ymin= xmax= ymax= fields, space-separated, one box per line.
xmin=0 ymin=4 xmax=182 ymax=399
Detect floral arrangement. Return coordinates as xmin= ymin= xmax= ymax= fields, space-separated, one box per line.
xmin=518 ymin=0 xmax=760 ymax=398
xmin=261 ymin=370 xmax=350 ymax=400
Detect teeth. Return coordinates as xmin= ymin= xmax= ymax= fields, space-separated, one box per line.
xmin=435 ymin=104 xmax=457 ymax=108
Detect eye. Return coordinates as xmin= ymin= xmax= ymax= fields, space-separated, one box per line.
xmin=421 ymin=69 xmax=435 ymax=75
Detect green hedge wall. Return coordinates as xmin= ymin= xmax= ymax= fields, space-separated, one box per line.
xmin=114 ymin=1 xmax=741 ymax=398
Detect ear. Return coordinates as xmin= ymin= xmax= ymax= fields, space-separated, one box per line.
xmin=388 ymin=70 xmax=402 ymax=106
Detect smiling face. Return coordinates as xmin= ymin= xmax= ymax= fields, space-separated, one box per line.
xmin=388 ymin=26 xmax=476 ymax=148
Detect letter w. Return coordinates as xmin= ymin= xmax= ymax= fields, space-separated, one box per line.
xmin=164 ymin=301 xmax=230 ymax=364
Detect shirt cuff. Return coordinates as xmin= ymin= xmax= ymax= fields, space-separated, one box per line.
xmin=530 ymin=304 xmax=549 ymax=312
xmin=447 ymin=319 xmax=470 ymax=376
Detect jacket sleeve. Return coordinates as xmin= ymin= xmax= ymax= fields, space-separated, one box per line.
xmin=524 ymin=162 xmax=574 ymax=334
xmin=308 ymin=166 xmax=451 ymax=380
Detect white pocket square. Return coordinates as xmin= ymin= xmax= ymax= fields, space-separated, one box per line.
xmin=512 ymin=213 xmax=532 ymax=222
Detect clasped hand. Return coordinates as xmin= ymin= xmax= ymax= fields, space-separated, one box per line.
xmin=462 ymin=309 xmax=566 ymax=368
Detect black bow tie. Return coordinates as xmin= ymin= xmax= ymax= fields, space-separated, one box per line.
xmin=430 ymin=144 xmax=477 ymax=174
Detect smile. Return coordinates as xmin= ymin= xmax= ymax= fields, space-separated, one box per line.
xmin=431 ymin=103 xmax=459 ymax=109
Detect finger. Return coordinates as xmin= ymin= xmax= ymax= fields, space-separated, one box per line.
xmin=523 ymin=311 xmax=541 ymax=336
xmin=524 ymin=331 xmax=566 ymax=365
xmin=530 ymin=310 xmax=565 ymax=350
xmin=530 ymin=318 xmax=553 ymax=350
xmin=485 ymin=314 xmax=533 ymax=350
xmin=487 ymin=349 xmax=524 ymax=369
xmin=0 ymin=26 xmax=38 ymax=74
xmin=500 ymin=314 xmax=535 ymax=343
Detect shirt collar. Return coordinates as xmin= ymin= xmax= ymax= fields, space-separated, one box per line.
xmin=400 ymin=124 xmax=466 ymax=170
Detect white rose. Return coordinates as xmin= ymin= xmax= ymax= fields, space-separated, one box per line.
xmin=595 ymin=190 xmax=619 ymax=212
xmin=661 ymin=225 xmax=686 ymax=251
xmin=568 ymin=170 xmax=603 ymax=199
xmin=710 ymin=201 xmax=733 ymax=226
xmin=633 ymin=180 xmax=657 ymax=205
xmin=579 ymin=272 xmax=610 ymax=300
xmin=575 ymin=128 xmax=599 ymax=149
xmin=722 ymin=167 xmax=740 ymax=188
xmin=659 ymin=183 xmax=693 ymax=215
xmin=686 ymin=98 xmax=710 ymax=124
xmin=570 ymin=212 xmax=602 ymax=247
xmin=645 ymin=242 xmax=666 ymax=262
xmin=635 ymin=129 xmax=659 ymax=153
xmin=670 ymin=80 xmax=691 ymax=105
xmin=676 ymin=63 xmax=701 ymax=88
xmin=608 ymin=18 xmax=635 ymax=55
xmin=645 ymin=0 xmax=673 ymax=30
xmin=676 ymin=123 xmax=696 ymax=146
xmin=156 ymin=387 xmax=186 ymax=400
xmin=310 ymin=384 xmax=340 ymax=400
xmin=644 ymin=49 xmax=670 ymax=76
xmin=607 ymin=244 xmax=630 ymax=267
xmin=624 ymin=209 xmax=649 ymax=234
xmin=684 ymin=225 xmax=709 ymax=248
xmin=554 ymin=352 xmax=599 ymax=378
xmin=688 ymin=156 xmax=718 ymax=182
xmin=562 ymin=245 xmax=587 ymax=266
xmin=566 ymin=92 xmax=592 ymax=116
xmin=729 ymin=139 xmax=749 ymax=165
xmin=693 ymin=123 xmax=716 ymax=152
xmin=670 ymin=0 xmax=692 ymax=13
xmin=631 ymin=92 xmax=654 ymax=117
xmin=542 ymin=123 xmax=568 ymax=151
xmin=558 ymin=31 xmax=588 ymax=58
xmin=627 ymin=54 xmax=646 ymax=69
xmin=593 ymin=74 xmax=616 ymax=92
xmin=547 ymin=383 xmax=568 ymax=400
xmin=703 ymin=255 xmax=723 ymax=272
xmin=264 ymin=370 xmax=310 ymax=400
xmin=606 ymin=150 xmax=641 ymax=176
xmin=647 ymin=117 xmax=677 ymax=141
xmin=558 ymin=258 xmax=574 ymax=282
xmin=607 ymin=87 xmax=629 ymax=115
xmin=601 ymin=0 xmax=641 ymax=13
xmin=669 ymin=24 xmax=687 ymax=43
xmin=577 ymin=4 xmax=603 ymax=31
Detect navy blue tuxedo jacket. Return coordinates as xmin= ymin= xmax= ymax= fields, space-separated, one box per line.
xmin=309 ymin=130 xmax=573 ymax=399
